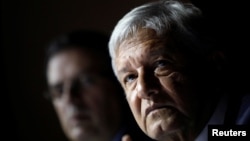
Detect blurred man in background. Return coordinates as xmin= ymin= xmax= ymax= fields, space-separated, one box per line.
xmin=45 ymin=30 xmax=154 ymax=141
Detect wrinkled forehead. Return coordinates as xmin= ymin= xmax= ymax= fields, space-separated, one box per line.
xmin=112 ymin=28 xmax=204 ymax=72
xmin=115 ymin=28 xmax=180 ymax=58
xmin=117 ymin=29 xmax=158 ymax=53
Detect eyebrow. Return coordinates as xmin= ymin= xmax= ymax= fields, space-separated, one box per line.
xmin=117 ymin=53 xmax=170 ymax=73
xmin=117 ymin=63 xmax=133 ymax=76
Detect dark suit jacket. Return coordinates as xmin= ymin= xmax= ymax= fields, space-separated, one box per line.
xmin=112 ymin=125 xmax=154 ymax=141
xmin=224 ymin=93 xmax=250 ymax=125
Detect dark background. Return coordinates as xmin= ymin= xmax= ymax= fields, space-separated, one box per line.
xmin=1 ymin=0 xmax=249 ymax=141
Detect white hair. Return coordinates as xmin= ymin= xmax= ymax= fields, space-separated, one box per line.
xmin=109 ymin=0 xmax=205 ymax=75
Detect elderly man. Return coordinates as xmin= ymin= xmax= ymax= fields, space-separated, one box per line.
xmin=108 ymin=0 xmax=250 ymax=141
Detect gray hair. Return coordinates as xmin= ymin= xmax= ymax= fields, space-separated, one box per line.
xmin=109 ymin=0 xmax=213 ymax=75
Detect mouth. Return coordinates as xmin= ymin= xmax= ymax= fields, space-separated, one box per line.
xmin=69 ymin=114 xmax=91 ymax=127
xmin=145 ymin=104 xmax=176 ymax=117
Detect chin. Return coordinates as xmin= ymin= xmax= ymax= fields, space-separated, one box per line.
xmin=153 ymin=129 xmax=187 ymax=141
xmin=146 ymin=116 xmax=190 ymax=141
xmin=70 ymin=127 xmax=85 ymax=140
xmin=147 ymin=120 xmax=172 ymax=139
xmin=69 ymin=125 xmax=96 ymax=141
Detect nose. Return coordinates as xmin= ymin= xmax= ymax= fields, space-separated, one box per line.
xmin=63 ymin=81 xmax=82 ymax=103
xmin=136 ymin=69 xmax=159 ymax=99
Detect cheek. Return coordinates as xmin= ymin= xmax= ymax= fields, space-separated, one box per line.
xmin=126 ymin=90 xmax=140 ymax=116
xmin=53 ymin=100 xmax=69 ymax=128
xmin=86 ymin=85 xmax=118 ymax=117
xmin=159 ymin=72 xmax=185 ymax=100
xmin=126 ymin=90 xmax=146 ymax=131
xmin=53 ymin=100 xmax=66 ymax=117
xmin=159 ymin=72 xmax=193 ymax=117
xmin=85 ymin=90 xmax=105 ymax=111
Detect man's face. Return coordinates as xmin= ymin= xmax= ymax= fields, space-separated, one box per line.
xmin=47 ymin=48 xmax=121 ymax=141
xmin=114 ymin=30 xmax=213 ymax=141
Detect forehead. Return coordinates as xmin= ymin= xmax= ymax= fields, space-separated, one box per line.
xmin=47 ymin=48 xmax=99 ymax=84
xmin=115 ymin=29 xmax=174 ymax=62
xmin=113 ymin=29 xmax=195 ymax=73
xmin=118 ymin=30 xmax=163 ymax=55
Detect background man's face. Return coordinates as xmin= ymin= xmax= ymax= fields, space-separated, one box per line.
xmin=47 ymin=48 xmax=122 ymax=141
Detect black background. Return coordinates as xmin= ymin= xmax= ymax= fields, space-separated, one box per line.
xmin=1 ymin=0 xmax=249 ymax=141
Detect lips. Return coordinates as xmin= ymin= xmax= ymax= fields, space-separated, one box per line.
xmin=145 ymin=104 xmax=176 ymax=116
xmin=69 ymin=113 xmax=91 ymax=127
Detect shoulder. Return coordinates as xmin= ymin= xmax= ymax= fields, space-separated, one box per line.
xmin=236 ymin=93 xmax=250 ymax=124
xmin=122 ymin=123 xmax=154 ymax=141
xmin=223 ymin=93 xmax=250 ymax=125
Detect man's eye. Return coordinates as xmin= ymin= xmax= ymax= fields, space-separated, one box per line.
xmin=156 ymin=60 xmax=169 ymax=67
xmin=79 ymin=74 xmax=99 ymax=87
xmin=124 ymin=74 xmax=137 ymax=83
xmin=50 ymin=85 xmax=63 ymax=99
xmin=80 ymin=75 xmax=94 ymax=84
